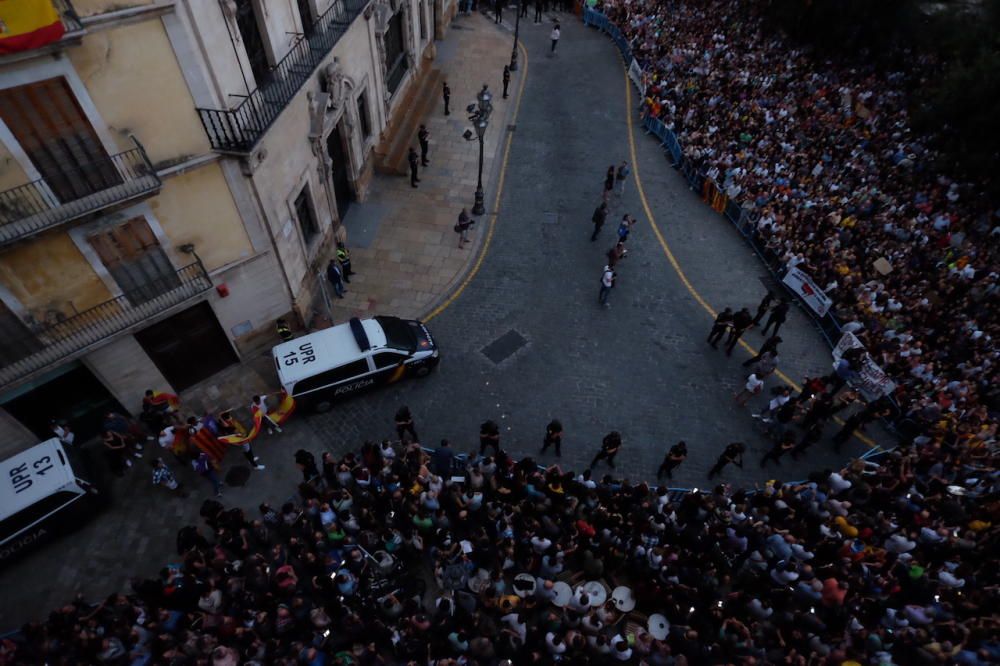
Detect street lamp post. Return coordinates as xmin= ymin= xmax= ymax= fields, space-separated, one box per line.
xmin=463 ymin=85 xmax=493 ymax=216
xmin=510 ymin=0 xmax=522 ymax=71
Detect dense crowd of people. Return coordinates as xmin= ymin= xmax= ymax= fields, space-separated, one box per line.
xmin=598 ymin=0 xmax=998 ymax=447
xmin=4 ymin=422 xmax=997 ymax=665
xmin=3 ymin=4 xmax=998 ymax=665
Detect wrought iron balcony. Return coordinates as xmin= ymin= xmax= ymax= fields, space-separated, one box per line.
xmin=54 ymin=0 xmax=85 ymax=34
xmin=197 ymin=0 xmax=369 ymax=153
xmin=0 ymin=262 xmax=212 ymax=387
xmin=0 ymin=140 xmax=161 ymax=247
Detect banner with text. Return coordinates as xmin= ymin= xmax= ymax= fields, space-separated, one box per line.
xmin=782 ymin=267 xmax=831 ymax=317
xmin=628 ymin=58 xmax=645 ymax=94
xmin=832 ymin=332 xmax=896 ymax=400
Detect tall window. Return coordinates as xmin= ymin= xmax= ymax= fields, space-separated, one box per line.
xmin=384 ymin=11 xmax=407 ymax=95
xmin=87 ymin=218 xmax=180 ymax=306
xmin=234 ymin=0 xmax=270 ymax=87
xmin=0 ymin=78 xmax=121 ymax=202
xmin=357 ymin=91 xmax=372 ymax=140
xmin=294 ymin=184 xmax=318 ymax=243
xmin=296 ymin=0 xmax=316 ymax=36
xmin=419 ymin=0 xmax=427 ymax=41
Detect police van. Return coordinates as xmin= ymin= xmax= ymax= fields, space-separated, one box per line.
xmin=274 ymin=315 xmax=440 ymax=412
xmin=0 ymin=438 xmax=103 ymax=565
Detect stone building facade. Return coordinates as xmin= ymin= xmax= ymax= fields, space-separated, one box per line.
xmin=0 ymin=0 xmax=455 ymax=456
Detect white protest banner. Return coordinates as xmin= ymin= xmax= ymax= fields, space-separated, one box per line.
xmin=832 ymin=331 xmax=864 ymax=361
xmin=831 ymin=332 xmax=896 ymax=400
xmin=782 ymin=267 xmax=832 ymax=317
xmin=628 ymin=58 xmax=645 ymax=94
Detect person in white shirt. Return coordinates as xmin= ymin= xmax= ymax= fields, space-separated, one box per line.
xmin=599 ymin=265 xmax=616 ymax=307
xmin=735 ymin=373 xmax=765 ymax=406
xmin=550 ymin=22 xmax=560 ymax=54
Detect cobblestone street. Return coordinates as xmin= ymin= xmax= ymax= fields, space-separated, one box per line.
xmin=0 ymin=14 xmax=886 ymax=627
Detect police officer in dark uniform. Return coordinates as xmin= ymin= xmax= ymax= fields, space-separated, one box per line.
xmin=725 ymin=307 xmax=754 ymax=356
xmin=707 ymin=307 xmax=734 ymax=348
xmin=408 ymin=147 xmax=420 ymax=188
xmin=418 ymin=125 xmax=430 ymax=166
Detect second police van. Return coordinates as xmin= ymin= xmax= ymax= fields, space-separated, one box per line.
xmin=273 ymin=315 xmax=439 ymax=412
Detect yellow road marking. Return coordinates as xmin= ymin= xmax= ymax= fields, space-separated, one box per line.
xmin=424 ymin=42 xmax=530 ymax=323
xmin=620 ymin=64 xmax=877 ymax=449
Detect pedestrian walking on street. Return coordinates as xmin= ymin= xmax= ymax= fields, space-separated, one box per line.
xmin=725 ymin=307 xmax=754 ymax=356
xmin=606 ymin=240 xmax=628 ymax=268
xmin=617 ymin=214 xmax=635 ymax=243
xmin=418 ymin=125 xmax=430 ymax=166
xmin=151 ymin=457 xmax=180 ymax=492
xmin=590 ymin=202 xmax=608 ymax=241
xmin=759 ymin=432 xmax=796 ymax=468
xmin=104 ymin=429 xmax=131 ymax=477
xmin=479 ymin=419 xmax=500 ymax=456
xmin=743 ymin=335 xmax=782 ymax=367
xmin=494 ymin=0 xmax=502 ymax=23
xmin=602 ymin=166 xmax=615 ymax=202
xmin=336 ymin=242 xmax=353 ymax=283
xmin=502 ymin=65 xmax=511 ymax=99
xmin=615 ymin=161 xmax=630 ymax=196
xmin=193 ymin=451 xmax=223 ymax=497
xmin=707 ymin=442 xmax=744 ymax=479
xmin=657 ymin=441 xmax=687 ymax=479
xmin=534 ymin=0 xmax=542 ymax=22
xmin=550 ymin=22 xmax=560 ymax=54
xmin=761 ymin=298 xmax=790 ymax=337
xmin=520 ymin=0 xmax=528 ymax=18
xmin=540 ymin=419 xmax=563 ymax=456
xmin=749 ymin=351 xmax=779 ymax=380
xmin=455 ymin=208 xmax=473 ymax=248
xmin=327 ymin=259 xmax=346 ymax=298
xmin=707 ymin=307 xmax=734 ymax=348
xmin=408 ymin=147 xmax=420 ymax=187
xmin=734 ymin=372 xmax=764 ymax=406
xmin=395 ymin=406 xmax=419 ymax=443
xmin=801 ymin=392 xmax=836 ymax=431
xmin=443 ymin=81 xmax=451 ymax=115
xmin=589 ymin=431 xmax=622 ymax=469
xmin=598 ymin=265 xmax=615 ymax=307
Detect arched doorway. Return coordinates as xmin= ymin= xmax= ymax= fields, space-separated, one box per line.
xmin=326 ymin=123 xmax=353 ymax=221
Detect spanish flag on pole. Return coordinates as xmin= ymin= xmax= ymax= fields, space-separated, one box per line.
xmin=0 ymin=0 xmax=65 ymax=55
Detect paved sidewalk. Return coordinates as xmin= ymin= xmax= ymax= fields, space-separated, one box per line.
xmin=332 ymin=12 xmax=519 ymax=322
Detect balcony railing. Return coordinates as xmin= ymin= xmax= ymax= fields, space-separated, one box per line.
xmin=197 ymin=0 xmax=369 ymax=153
xmin=54 ymin=0 xmax=85 ymax=34
xmin=0 ymin=141 xmax=161 ymax=247
xmin=0 ymin=262 xmax=213 ymax=387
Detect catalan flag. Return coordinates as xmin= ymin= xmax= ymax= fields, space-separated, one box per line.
xmin=0 ymin=1 xmax=66 ymax=55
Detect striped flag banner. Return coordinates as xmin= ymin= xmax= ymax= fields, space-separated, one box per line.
xmin=0 ymin=1 xmax=65 ymax=55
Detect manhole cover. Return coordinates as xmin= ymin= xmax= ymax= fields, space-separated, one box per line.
xmin=225 ymin=465 xmax=252 ymax=487
xmin=481 ymin=329 xmax=528 ymax=365
xmin=541 ymin=212 xmax=559 ymax=225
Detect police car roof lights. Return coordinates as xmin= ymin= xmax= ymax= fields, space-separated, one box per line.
xmin=349 ymin=317 xmax=371 ymax=352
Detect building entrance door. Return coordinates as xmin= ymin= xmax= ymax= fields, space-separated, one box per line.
xmin=326 ymin=125 xmax=353 ymax=221
xmin=134 ymin=302 xmax=237 ymax=391
xmin=1 ymin=362 xmax=125 ymax=442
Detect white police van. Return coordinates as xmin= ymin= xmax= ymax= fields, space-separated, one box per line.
xmin=0 ymin=438 xmax=102 ymax=565
xmin=274 ymin=316 xmax=439 ymax=412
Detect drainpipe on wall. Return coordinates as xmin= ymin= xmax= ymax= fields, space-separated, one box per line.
xmin=242 ymin=158 xmax=303 ymax=328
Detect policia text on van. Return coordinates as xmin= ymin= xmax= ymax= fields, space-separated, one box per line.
xmin=274 ymin=316 xmax=439 ymax=412
xmin=1 ymin=438 xmax=103 ymax=565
